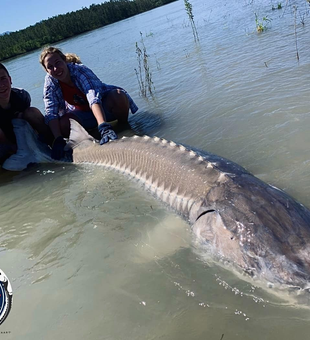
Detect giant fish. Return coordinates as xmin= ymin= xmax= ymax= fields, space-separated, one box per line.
xmin=3 ymin=118 xmax=310 ymax=292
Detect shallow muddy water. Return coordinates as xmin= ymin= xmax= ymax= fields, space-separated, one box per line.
xmin=1 ymin=0 xmax=310 ymax=338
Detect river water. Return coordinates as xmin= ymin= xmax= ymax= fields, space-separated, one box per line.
xmin=1 ymin=0 xmax=310 ymax=338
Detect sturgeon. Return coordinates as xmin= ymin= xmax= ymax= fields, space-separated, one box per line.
xmin=3 ymin=119 xmax=310 ymax=290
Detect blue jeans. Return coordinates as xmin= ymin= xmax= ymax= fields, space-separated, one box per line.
xmin=68 ymin=98 xmax=116 ymax=130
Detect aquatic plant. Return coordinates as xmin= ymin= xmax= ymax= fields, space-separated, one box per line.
xmin=255 ymin=13 xmax=271 ymax=32
xmin=299 ymin=11 xmax=306 ymax=26
xmin=134 ymin=32 xmax=155 ymax=98
xmin=293 ymin=6 xmax=300 ymax=61
xmin=272 ymin=2 xmax=282 ymax=10
xmin=184 ymin=0 xmax=199 ymax=42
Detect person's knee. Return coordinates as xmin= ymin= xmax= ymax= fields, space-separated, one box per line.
xmin=104 ymin=90 xmax=129 ymax=124
xmin=115 ymin=90 xmax=129 ymax=109
xmin=107 ymin=89 xmax=129 ymax=111
xmin=22 ymin=107 xmax=44 ymax=123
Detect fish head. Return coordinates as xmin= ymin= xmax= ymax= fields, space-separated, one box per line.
xmin=191 ymin=175 xmax=310 ymax=289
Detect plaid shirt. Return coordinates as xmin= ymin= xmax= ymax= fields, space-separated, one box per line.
xmin=43 ymin=63 xmax=138 ymax=123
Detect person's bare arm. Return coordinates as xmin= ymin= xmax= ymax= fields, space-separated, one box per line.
xmin=91 ymin=103 xmax=107 ymax=125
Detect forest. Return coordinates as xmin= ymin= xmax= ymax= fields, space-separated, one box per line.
xmin=0 ymin=0 xmax=176 ymax=61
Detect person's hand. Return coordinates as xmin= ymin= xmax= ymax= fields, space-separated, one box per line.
xmin=51 ymin=136 xmax=66 ymax=160
xmin=98 ymin=123 xmax=118 ymax=145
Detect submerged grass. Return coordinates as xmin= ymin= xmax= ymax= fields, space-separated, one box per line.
xmin=252 ymin=1 xmax=309 ymax=59
xmin=255 ymin=13 xmax=272 ymax=32
xmin=272 ymin=2 xmax=282 ymax=10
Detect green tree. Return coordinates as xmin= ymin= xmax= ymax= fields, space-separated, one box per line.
xmin=0 ymin=0 xmax=177 ymax=61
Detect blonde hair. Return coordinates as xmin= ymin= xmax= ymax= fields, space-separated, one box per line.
xmin=39 ymin=46 xmax=82 ymax=69
xmin=65 ymin=53 xmax=81 ymax=64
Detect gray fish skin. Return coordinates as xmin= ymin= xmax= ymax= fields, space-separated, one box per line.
xmin=4 ymin=119 xmax=310 ymax=289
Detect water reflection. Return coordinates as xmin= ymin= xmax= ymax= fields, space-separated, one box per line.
xmin=129 ymin=109 xmax=165 ymax=136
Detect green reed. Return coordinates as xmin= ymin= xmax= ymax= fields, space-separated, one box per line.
xmin=293 ymin=6 xmax=300 ymax=61
xmin=184 ymin=0 xmax=199 ymax=42
xmin=134 ymin=32 xmax=155 ymax=98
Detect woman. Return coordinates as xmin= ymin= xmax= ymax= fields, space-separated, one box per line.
xmin=39 ymin=46 xmax=138 ymax=160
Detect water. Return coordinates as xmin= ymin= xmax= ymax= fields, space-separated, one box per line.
xmin=1 ymin=0 xmax=310 ymax=338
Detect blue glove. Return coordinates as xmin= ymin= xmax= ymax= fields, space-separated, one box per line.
xmin=98 ymin=123 xmax=118 ymax=145
xmin=51 ymin=136 xmax=66 ymax=160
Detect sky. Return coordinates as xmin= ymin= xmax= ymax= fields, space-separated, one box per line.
xmin=1 ymin=0 xmax=106 ymax=34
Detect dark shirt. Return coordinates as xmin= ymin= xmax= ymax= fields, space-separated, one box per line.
xmin=0 ymin=88 xmax=31 ymax=143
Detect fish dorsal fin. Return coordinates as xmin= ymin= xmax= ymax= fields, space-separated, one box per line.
xmin=66 ymin=119 xmax=97 ymax=150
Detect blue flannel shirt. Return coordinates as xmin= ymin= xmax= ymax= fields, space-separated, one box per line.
xmin=43 ymin=63 xmax=138 ymax=124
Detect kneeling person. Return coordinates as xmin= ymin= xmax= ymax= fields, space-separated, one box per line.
xmin=39 ymin=46 xmax=139 ymax=160
xmin=0 ymin=63 xmax=48 ymax=164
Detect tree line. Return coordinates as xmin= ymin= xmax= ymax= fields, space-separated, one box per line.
xmin=0 ymin=0 xmax=176 ymax=61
